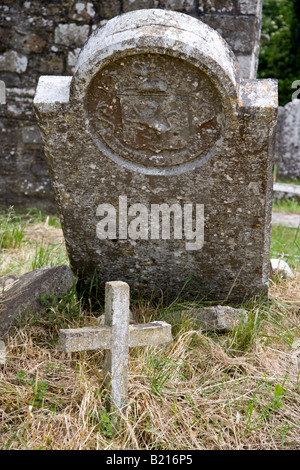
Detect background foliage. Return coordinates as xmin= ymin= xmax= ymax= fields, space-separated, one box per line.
xmin=258 ymin=0 xmax=300 ymax=106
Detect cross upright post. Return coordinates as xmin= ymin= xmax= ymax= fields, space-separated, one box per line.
xmin=0 ymin=80 xmax=5 ymax=105
xmin=103 ymin=281 xmax=129 ymax=411
xmin=58 ymin=280 xmax=172 ymax=412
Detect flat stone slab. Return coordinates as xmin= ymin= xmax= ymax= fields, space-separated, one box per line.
xmin=272 ymin=212 xmax=300 ymax=228
xmin=181 ymin=305 xmax=248 ymax=331
xmin=0 ymin=265 xmax=77 ymax=338
xmin=273 ymin=182 xmax=300 ymax=203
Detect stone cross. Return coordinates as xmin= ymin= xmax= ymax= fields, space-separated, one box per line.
xmin=0 ymin=340 xmax=6 ymax=365
xmin=58 ymin=281 xmax=172 ymax=411
xmin=34 ymin=9 xmax=278 ymax=303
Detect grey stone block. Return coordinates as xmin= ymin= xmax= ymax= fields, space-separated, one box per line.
xmin=54 ymin=24 xmax=90 ymax=47
xmin=0 ymin=50 xmax=28 ymax=74
xmin=187 ymin=305 xmax=248 ymax=331
xmin=159 ymin=0 xmax=196 ymax=12
xmin=123 ymin=0 xmax=159 ymax=12
xmin=199 ymin=15 xmax=258 ymax=55
xmin=271 ymin=212 xmax=300 ymax=228
xmin=0 ymin=275 xmax=19 ymax=293
xmin=99 ymin=0 xmax=122 ymax=18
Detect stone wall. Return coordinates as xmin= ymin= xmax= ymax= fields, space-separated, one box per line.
xmin=0 ymin=0 xmax=263 ymax=212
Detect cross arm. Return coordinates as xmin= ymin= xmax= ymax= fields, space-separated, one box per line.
xmin=58 ymin=321 xmax=172 ymax=353
xmin=57 ymin=325 xmax=111 ymax=353
xmin=129 ymin=321 xmax=172 ymax=347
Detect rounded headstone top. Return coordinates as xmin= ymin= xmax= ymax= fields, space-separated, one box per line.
xmin=70 ymin=9 xmax=240 ymax=175
xmin=71 ymin=9 xmax=239 ymax=101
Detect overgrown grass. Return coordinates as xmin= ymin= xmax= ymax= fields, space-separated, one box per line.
xmin=0 ymin=207 xmax=24 ymax=250
xmin=0 ymin=206 xmax=299 ymax=450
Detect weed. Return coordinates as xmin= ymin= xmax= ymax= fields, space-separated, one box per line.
xmin=25 ymin=208 xmax=61 ymax=228
xmin=142 ymin=349 xmax=188 ymax=397
xmin=31 ymin=240 xmax=59 ymax=270
xmin=96 ymin=409 xmax=119 ymax=438
xmin=0 ymin=207 xmax=24 ymax=250
xmin=15 ymin=369 xmax=62 ymax=412
xmin=76 ymin=268 xmax=105 ymax=312
xmin=225 ymin=308 xmax=264 ymax=354
xmin=270 ymin=224 xmax=300 ymax=268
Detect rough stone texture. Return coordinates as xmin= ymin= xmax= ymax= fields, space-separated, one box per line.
xmin=58 ymin=321 xmax=172 ymax=351
xmin=0 ymin=0 xmax=263 ymax=212
xmin=186 ymin=305 xmax=248 ymax=331
xmin=199 ymin=15 xmax=260 ymax=78
xmin=275 ymin=100 xmax=300 ymax=181
xmin=123 ymin=0 xmax=160 ymax=11
xmin=0 ymin=274 xmax=19 ymax=293
xmin=0 ymin=265 xmax=77 ymax=338
xmin=0 ymin=50 xmax=28 ymax=73
xmin=34 ymin=10 xmax=277 ymax=303
xmin=128 ymin=321 xmax=172 ymax=347
xmin=54 ymin=23 xmax=90 ymax=47
xmin=198 ymin=0 xmax=263 ymax=77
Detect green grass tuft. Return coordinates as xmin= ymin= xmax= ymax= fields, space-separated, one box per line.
xmin=273 ymin=198 xmax=300 ymax=214
xmin=0 ymin=207 xmax=25 ymax=250
xmin=270 ymin=225 xmax=300 ymax=268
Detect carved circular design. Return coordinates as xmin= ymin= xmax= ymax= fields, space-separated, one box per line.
xmin=86 ymin=54 xmax=224 ymax=173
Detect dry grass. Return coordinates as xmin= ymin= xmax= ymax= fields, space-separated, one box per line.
xmin=1 ymin=276 xmax=299 ymax=450
xmin=0 ymin=210 xmax=300 ymax=450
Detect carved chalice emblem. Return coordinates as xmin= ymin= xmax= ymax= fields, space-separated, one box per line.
xmin=87 ymin=54 xmax=224 ymax=173
xmin=118 ymin=79 xmax=190 ymax=152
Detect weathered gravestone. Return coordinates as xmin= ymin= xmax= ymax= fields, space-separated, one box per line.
xmin=58 ymin=281 xmax=172 ymax=411
xmin=34 ymin=9 xmax=278 ymax=303
xmin=276 ymin=99 xmax=300 ymax=181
